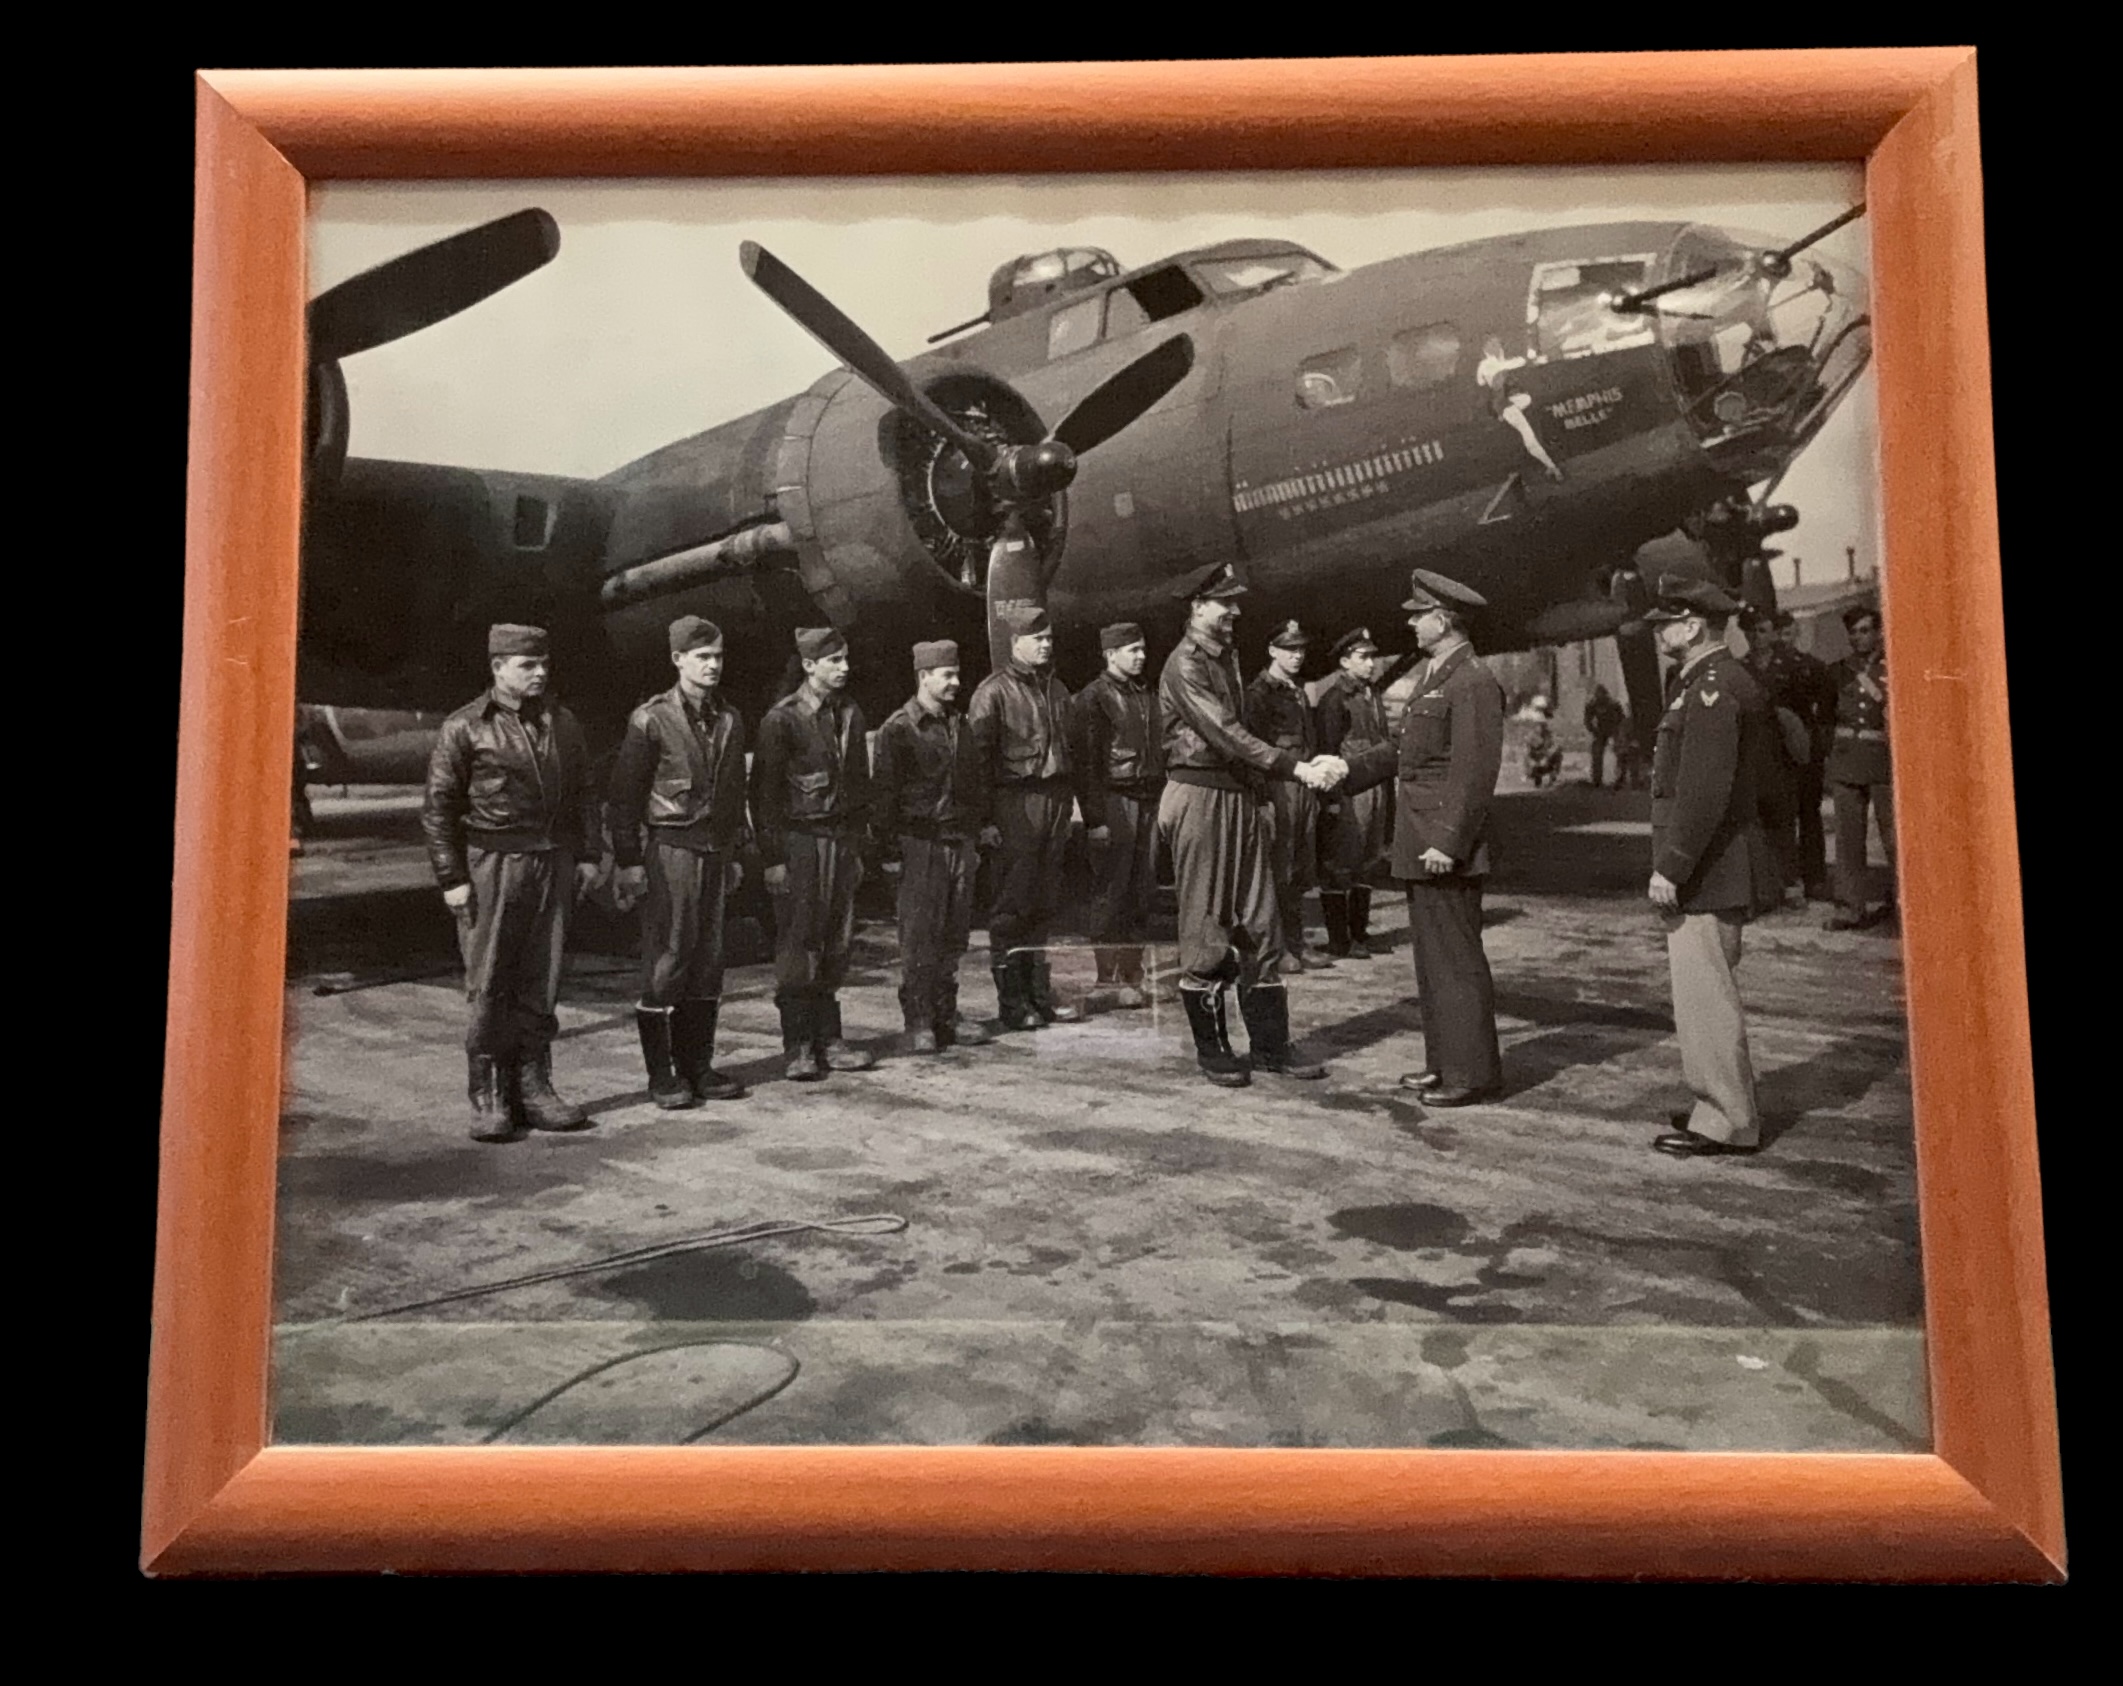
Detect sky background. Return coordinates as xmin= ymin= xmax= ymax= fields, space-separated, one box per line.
xmin=311 ymin=165 xmax=1877 ymax=591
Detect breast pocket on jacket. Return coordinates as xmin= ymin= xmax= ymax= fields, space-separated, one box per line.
xmin=789 ymin=767 xmax=834 ymax=816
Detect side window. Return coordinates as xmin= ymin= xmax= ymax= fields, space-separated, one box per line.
xmin=1047 ymin=295 xmax=1103 ymax=361
xmin=1296 ymin=347 xmax=1360 ymax=411
xmin=1388 ymin=323 xmax=1460 ymax=390
xmin=1103 ymin=286 xmax=1151 ymax=338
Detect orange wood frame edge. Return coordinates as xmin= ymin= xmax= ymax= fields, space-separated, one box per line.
xmin=147 ymin=52 xmax=2061 ymax=1580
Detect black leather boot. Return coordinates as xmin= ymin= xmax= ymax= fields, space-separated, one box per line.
xmin=780 ymin=995 xmax=824 ymax=1081
xmin=1240 ymin=984 xmax=1327 ymax=1079
xmin=1179 ymin=985 xmax=1251 ymax=1087
xmin=676 ymin=998 xmax=745 ymax=1100
xmin=467 ymin=1054 xmax=522 ymax=1143
xmin=516 ymin=1044 xmax=592 ymax=1131
xmin=935 ymin=978 xmax=992 ymax=1048
xmin=1350 ymin=886 xmax=1381 ymax=957
xmin=1029 ymin=952 xmax=1083 ymax=1024
xmin=635 ymin=1007 xmax=697 ymax=1110
xmin=817 ymin=996 xmax=876 ymax=1071
xmin=995 ymin=954 xmax=1039 ymax=1031
xmin=1321 ymin=892 xmax=1353 ymax=958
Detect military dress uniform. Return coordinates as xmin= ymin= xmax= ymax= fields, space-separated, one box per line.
xmin=1825 ymin=613 xmax=1894 ymax=927
xmin=1158 ymin=562 xmax=1326 ymax=1086
xmin=751 ymin=627 xmax=876 ymax=1080
xmin=1340 ymin=573 xmax=1506 ymax=1105
xmin=873 ymin=639 xmax=994 ymax=1053
xmin=1071 ymin=621 xmax=1165 ymax=1001
xmin=967 ymin=605 xmax=1083 ymax=1030
xmin=421 ymin=623 xmax=600 ymax=1141
xmin=1645 ymin=578 xmax=1785 ymax=1155
xmin=1316 ymin=628 xmax=1392 ymax=959
xmin=1245 ymin=622 xmax=1333 ymax=971
xmin=605 ymin=616 xmax=751 ymax=1109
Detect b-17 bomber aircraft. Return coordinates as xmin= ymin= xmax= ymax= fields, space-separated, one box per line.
xmin=294 ymin=202 xmax=1872 ymax=782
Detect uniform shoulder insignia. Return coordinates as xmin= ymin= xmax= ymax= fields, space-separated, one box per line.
xmin=1699 ymin=687 xmax=1719 ymax=706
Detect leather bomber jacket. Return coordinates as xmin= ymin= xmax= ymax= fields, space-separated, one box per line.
xmin=1158 ymin=631 xmax=1297 ymax=791
xmin=604 ymin=686 xmax=750 ymax=866
xmin=421 ymin=690 xmax=600 ymax=890
xmin=967 ymin=663 xmax=1072 ymax=785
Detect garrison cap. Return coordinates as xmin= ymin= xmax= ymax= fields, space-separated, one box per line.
xmin=1001 ymin=604 xmax=1053 ymax=637
xmin=1642 ymin=574 xmax=1740 ymax=621
xmin=1268 ymin=619 xmax=1309 ymax=650
xmin=668 ymin=615 xmax=723 ymax=655
xmin=913 ymin=639 xmax=959 ymax=672
xmin=1841 ymin=602 xmax=1882 ymax=631
xmin=1100 ymin=621 xmax=1145 ymax=652
xmin=1401 ymin=568 xmax=1487 ymax=612
xmin=1172 ymin=560 xmax=1247 ymax=602
xmin=795 ymin=626 xmax=848 ymax=660
xmin=1332 ymin=626 xmax=1380 ymax=661
xmin=488 ymin=623 xmax=549 ymax=657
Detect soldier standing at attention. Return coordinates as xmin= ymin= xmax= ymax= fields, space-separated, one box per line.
xmin=1338 ymin=572 xmax=1506 ymax=1107
xmin=1245 ymin=621 xmax=1334 ymax=972
xmin=751 ymin=626 xmax=878 ymax=1082
xmin=1642 ymin=576 xmax=1785 ymax=1157
xmin=1315 ymin=627 xmax=1391 ymax=960
xmin=605 ymin=615 xmax=750 ymax=1110
xmin=422 ymin=623 xmax=603 ymax=1144
xmin=1159 ymin=562 xmax=1343 ymax=1087
xmin=1824 ymin=603 xmax=1895 ymax=930
xmin=968 ymin=604 xmax=1084 ymax=1032
xmin=871 ymin=639 xmax=995 ymax=1055
xmin=1071 ymin=621 xmax=1165 ymax=1009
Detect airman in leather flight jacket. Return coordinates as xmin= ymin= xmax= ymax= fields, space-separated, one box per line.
xmin=421 ymin=690 xmax=600 ymax=891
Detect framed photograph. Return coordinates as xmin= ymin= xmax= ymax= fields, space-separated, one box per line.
xmin=147 ymin=52 xmax=2063 ymax=1578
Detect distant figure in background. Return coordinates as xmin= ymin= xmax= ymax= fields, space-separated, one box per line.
xmin=1523 ymin=696 xmax=1563 ymax=787
xmin=422 ymin=623 xmax=603 ymax=1144
xmin=1825 ymin=604 xmax=1895 ymax=930
xmin=1245 ymin=620 xmax=1334 ymax=971
xmin=1583 ymin=684 xmax=1625 ymax=789
xmin=1071 ymin=621 xmax=1165 ymax=1009
xmin=1316 ymin=626 xmax=1392 ymax=959
xmin=1764 ymin=610 xmax=1835 ymax=900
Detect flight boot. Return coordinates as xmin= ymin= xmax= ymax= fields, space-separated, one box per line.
xmin=817 ymin=997 xmax=877 ymax=1071
xmin=467 ymin=1054 xmax=522 ymax=1144
xmin=1321 ymin=891 xmax=1354 ymax=959
xmin=1239 ymin=983 xmax=1327 ymax=1080
xmin=1350 ymin=886 xmax=1383 ymax=958
xmin=1283 ymin=907 xmax=1335 ymax=972
xmin=779 ymin=996 xmax=825 ymax=1082
xmin=1110 ymin=945 xmax=1148 ymax=1009
xmin=676 ymin=998 xmax=746 ymax=1100
xmin=1028 ymin=952 xmax=1084 ymax=1024
xmin=934 ymin=979 xmax=992 ymax=1048
xmin=516 ymin=1044 xmax=592 ymax=1131
xmin=1179 ymin=985 xmax=1250 ymax=1088
xmin=994 ymin=954 xmax=1041 ymax=1032
xmin=634 ymin=1006 xmax=698 ymax=1110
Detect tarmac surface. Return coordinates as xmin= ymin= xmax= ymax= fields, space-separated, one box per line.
xmin=273 ymin=750 xmax=1924 ymax=1452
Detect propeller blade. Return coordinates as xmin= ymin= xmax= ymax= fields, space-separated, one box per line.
xmin=739 ymin=242 xmax=999 ymax=472
xmin=308 ymin=209 xmax=560 ymax=364
xmin=984 ymin=512 xmax=1045 ymax=675
xmin=1048 ymin=336 xmax=1195 ymax=455
xmin=1772 ymin=204 xmax=1866 ymax=265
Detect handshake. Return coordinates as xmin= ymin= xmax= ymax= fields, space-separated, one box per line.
xmin=1294 ymin=754 xmax=1349 ymax=793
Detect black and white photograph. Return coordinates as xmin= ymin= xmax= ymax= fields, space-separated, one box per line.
xmin=273 ymin=163 xmax=1916 ymax=1454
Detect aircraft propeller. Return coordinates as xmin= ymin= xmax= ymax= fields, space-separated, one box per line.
xmin=305 ymin=209 xmax=562 ymax=495
xmin=739 ymin=241 xmax=1195 ymax=668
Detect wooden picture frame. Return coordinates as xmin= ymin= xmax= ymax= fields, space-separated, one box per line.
xmin=147 ymin=51 xmax=2061 ymax=1579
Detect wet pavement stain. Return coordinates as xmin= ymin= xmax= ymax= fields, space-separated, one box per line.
xmin=594 ymin=1252 xmax=817 ymax=1321
xmin=1351 ymin=1279 xmax=1528 ymax=1322
xmin=1329 ymin=1203 xmax=1473 ymax=1250
xmin=278 ymin=1149 xmax=574 ymax=1205
xmin=1420 ymin=1329 xmax=1473 ymax=1369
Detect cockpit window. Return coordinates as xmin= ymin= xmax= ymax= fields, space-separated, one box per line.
xmin=1297 ymin=347 xmax=1361 ymax=410
xmin=1527 ymin=257 xmax=1658 ymax=360
xmin=1196 ymin=253 xmax=1335 ymax=296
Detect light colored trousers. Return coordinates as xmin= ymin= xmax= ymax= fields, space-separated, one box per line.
xmin=1663 ymin=908 xmax=1761 ymax=1146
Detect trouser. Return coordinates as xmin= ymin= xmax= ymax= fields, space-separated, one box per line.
xmin=773 ymin=828 xmax=862 ymax=1013
xmin=1159 ymin=780 xmax=1282 ymax=990
xmin=1318 ymin=778 xmax=1389 ymax=892
xmin=988 ymin=780 xmax=1073 ymax=959
xmin=1266 ymin=778 xmax=1319 ymax=954
xmin=1760 ymin=758 xmax=1800 ymax=888
xmin=1588 ymin=736 xmax=1611 ymax=788
xmin=637 ymin=839 xmax=729 ymax=1008
xmin=1404 ymin=875 xmax=1501 ymax=1090
xmin=1831 ymin=779 xmax=1896 ymax=915
xmin=1794 ymin=765 xmax=1828 ymax=888
xmin=1086 ymin=786 xmax=1159 ymax=982
xmin=459 ymin=845 xmax=572 ymax=1058
xmin=898 ymin=833 xmax=975 ymax=1031
xmin=1663 ymin=908 xmax=1761 ymax=1146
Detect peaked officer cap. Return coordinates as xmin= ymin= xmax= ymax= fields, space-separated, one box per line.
xmin=795 ymin=626 xmax=848 ymax=660
xmin=488 ymin=623 xmax=549 ymax=657
xmin=1642 ymin=574 xmax=1741 ymax=621
xmin=913 ymin=639 xmax=959 ymax=672
xmin=1401 ymin=568 xmax=1488 ymax=612
xmin=1268 ymin=619 xmax=1309 ymax=650
xmin=669 ymin=615 xmax=723 ymax=655
xmin=1100 ymin=621 xmax=1146 ymax=651
xmin=1331 ymin=626 xmax=1379 ymax=661
xmin=1001 ymin=603 xmax=1053 ymax=636
xmin=1172 ymin=560 xmax=1247 ymax=602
